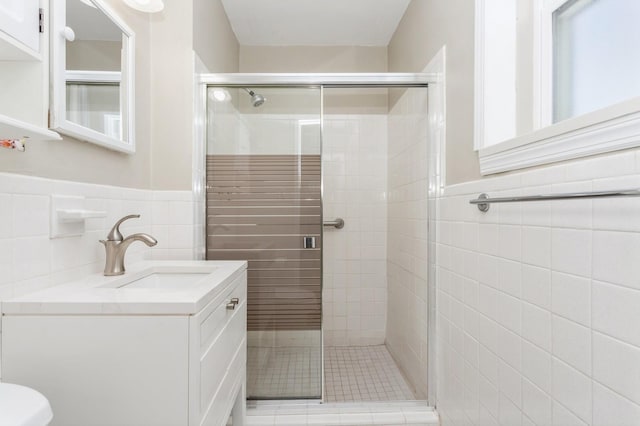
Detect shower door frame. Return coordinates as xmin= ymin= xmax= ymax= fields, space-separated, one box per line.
xmin=199 ymin=72 xmax=436 ymax=405
xmin=201 ymin=73 xmax=433 ymax=88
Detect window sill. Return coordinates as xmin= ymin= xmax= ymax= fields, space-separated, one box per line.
xmin=478 ymin=98 xmax=640 ymax=175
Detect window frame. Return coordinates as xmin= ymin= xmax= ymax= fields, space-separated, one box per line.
xmin=476 ymin=0 xmax=640 ymax=175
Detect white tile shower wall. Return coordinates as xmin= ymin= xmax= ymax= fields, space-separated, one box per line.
xmin=208 ymin=99 xmax=320 ymax=156
xmin=435 ymin=149 xmax=640 ymax=426
xmin=209 ymin=99 xmax=326 ymax=348
xmin=322 ymin=114 xmax=388 ymax=347
xmin=207 ymin=89 xmax=247 ymax=155
xmin=386 ymin=89 xmax=430 ymax=399
xmin=209 ymin=99 xmax=390 ymax=348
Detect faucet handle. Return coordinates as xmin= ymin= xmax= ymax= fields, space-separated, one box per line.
xmin=106 ymin=214 xmax=140 ymax=242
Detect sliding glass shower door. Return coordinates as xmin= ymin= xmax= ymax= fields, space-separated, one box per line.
xmin=206 ymin=87 xmax=323 ymax=399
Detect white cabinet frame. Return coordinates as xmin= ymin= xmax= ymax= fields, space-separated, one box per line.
xmin=0 ymin=0 xmax=42 ymax=60
xmin=49 ymin=0 xmax=136 ymax=153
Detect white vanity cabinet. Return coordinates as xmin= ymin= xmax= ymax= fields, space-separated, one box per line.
xmin=0 ymin=0 xmax=42 ymax=60
xmin=1 ymin=261 xmax=247 ymax=426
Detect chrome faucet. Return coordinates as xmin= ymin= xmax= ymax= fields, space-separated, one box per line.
xmin=100 ymin=215 xmax=158 ymax=276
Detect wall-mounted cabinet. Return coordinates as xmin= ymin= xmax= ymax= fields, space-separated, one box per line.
xmin=0 ymin=0 xmax=55 ymax=142
xmin=0 ymin=113 xmax=60 ymax=141
xmin=0 ymin=0 xmax=42 ymax=60
xmin=50 ymin=0 xmax=136 ymax=153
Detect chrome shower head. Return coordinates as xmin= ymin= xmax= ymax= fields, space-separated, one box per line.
xmin=251 ymin=92 xmax=266 ymax=107
xmin=244 ymin=88 xmax=266 ymax=107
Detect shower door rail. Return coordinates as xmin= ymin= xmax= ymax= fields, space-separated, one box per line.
xmin=202 ymin=73 xmax=433 ymax=88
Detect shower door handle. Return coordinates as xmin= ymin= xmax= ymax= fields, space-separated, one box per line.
xmin=303 ymin=236 xmax=316 ymax=249
xmin=323 ymin=218 xmax=345 ymax=229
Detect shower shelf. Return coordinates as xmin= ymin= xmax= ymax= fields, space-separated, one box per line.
xmin=0 ymin=113 xmax=61 ymax=142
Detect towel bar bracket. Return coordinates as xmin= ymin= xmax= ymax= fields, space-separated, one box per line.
xmin=476 ymin=193 xmax=490 ymax=212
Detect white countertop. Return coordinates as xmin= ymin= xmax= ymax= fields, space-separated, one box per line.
xmin=2 ymin=261 xmax=247 ymax=315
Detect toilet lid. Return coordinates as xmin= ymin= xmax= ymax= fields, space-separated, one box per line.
xmin=0 ymin=383 xmax=53 ymax=426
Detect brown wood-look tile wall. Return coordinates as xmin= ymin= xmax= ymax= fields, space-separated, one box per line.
xmin=206 ymin=155 xmax=322 ymax=331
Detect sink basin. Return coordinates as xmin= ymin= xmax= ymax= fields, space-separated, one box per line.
xmin=98 ymin=265 xmax=223 ymax=290
xmin=117 ymin=272 xmax=211 ymax=289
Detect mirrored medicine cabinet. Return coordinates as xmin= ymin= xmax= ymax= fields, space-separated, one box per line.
xmin=50 ymin=0 xmax=136 ymax=153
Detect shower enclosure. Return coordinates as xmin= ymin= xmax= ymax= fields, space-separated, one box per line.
xmin=203 ymin=74 xmax=433 ymax=404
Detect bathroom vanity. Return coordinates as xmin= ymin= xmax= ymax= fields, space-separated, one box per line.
xmin=1 ymin=261 xmax=247 ymax=426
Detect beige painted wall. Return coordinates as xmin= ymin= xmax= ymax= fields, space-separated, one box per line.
xmin=149 ymin=1 xmax=194 ymax=190
xmin=516 ymin=0 xmax=535 ymax=136
xmin=66 ymin=40 xmax=122 ymax=71
xmin=240 ymin=46 xmax=389 ymax=114
xmin=0 ymin=0 xmax=153 ymax=188
xmin=149 ymin=0 xmax=240 ymax=190
xmin=240 ymin=46 xmax=387 ymax=73
xmin=0 ymin=0 xmax=239 ymax=190
xmin=193 ymin=0 xmax=239 ymax=73
xmin=388 ymin=0 xmax=480 ymax=185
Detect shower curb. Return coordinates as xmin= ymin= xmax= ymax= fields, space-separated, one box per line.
xmin=245 ymin=401 xmax=439 ymax=425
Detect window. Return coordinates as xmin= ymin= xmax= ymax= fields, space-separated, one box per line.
xmin=552 ymin=0 xmax=640 ymax=122
xmin=475 ymin=0 xmax=640 ymax=174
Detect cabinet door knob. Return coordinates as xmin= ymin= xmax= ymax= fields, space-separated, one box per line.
xmin=62 ymin=26 xmax=76 ymax=42
xmin=226 ymin=302 xmax=236 ymax=310
xmin=230 ymin=298 xmax=239 ymax=305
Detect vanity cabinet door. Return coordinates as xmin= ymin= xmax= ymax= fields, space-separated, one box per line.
xmin=0 ymin=0 xmax=40 ymax=58
xmin=2 ymin=315 xmax=191 ymax=426
xmin=189 ymin=271 xmax=248 ymax=426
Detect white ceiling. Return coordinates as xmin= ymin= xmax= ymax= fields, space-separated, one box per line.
xmin=221 ymin=0 xmax=412 ymax=46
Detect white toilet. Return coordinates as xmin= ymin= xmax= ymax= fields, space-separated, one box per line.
xmin=0 ymin=383 xmax=53 ymax=426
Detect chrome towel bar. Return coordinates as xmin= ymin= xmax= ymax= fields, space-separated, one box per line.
xmin=323 ymin=218 xmax=345 ymax=229
xmin=470 ymin=189 xmax=640 ymax=212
